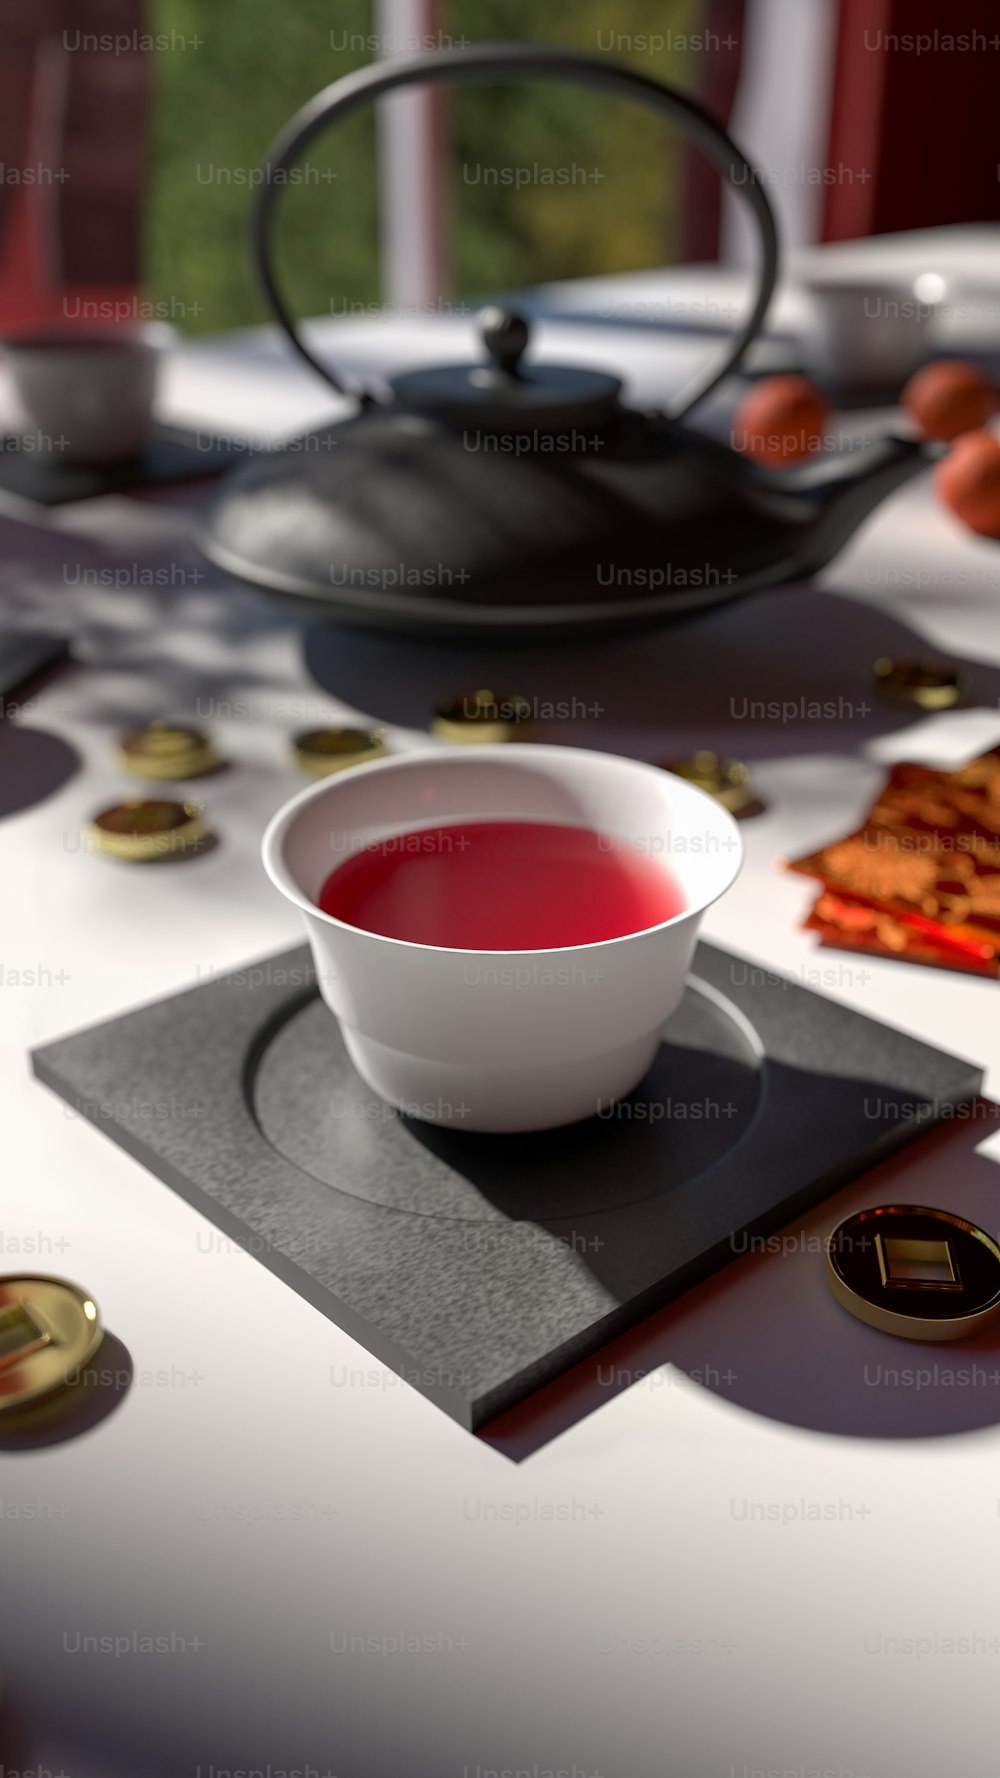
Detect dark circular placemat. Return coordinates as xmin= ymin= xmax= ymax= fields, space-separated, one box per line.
xmin=251 ymin=976 xmax=763 ymax=1224
xmin=0 ymin=425 xmax=249 ymax=506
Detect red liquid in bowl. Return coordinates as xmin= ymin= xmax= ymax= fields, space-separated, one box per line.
xmin=317 ymin=820 xmax=686 ymax=949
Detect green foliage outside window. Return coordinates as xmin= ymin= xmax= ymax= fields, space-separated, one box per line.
xmin=148 ymin=0 xmax=702 ymax=333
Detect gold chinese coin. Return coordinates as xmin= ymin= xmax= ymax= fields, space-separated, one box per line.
xmin=118 ymin=722 xmax=222 ymax=781
xmin=0 ymin=1275 xmax=103 ymax=1413
xmin=431 ymin=690 xmax=532 ymax=744
xmin=827 ymin=1205 xmax=1000 ymax=1342
xmin=292 ymin=727 xmax=388 ymax=776
xmin=86 ymin=798 xmax=207 ymax=861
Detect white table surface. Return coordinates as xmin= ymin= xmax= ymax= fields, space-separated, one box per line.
xmin=4 ymin=229 xmax=1000 ymax=1777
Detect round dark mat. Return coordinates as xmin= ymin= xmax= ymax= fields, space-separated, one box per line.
xmin=251 ymin=977 xmax=763 ymax=1224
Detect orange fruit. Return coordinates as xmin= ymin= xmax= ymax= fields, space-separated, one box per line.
xmin=935 ymin=429 xmax=1000 ymax=538
xmin=903 ymin=359 xmax=997 ymax=442
xmin=733 ymin=375 xmax=830 ymax=465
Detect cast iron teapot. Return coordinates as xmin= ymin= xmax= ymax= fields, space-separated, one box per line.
xmin=200 ymin=44 xmax=931 ymax=640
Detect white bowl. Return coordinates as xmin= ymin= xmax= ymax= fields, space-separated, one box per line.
xmin=799 ymin=276 xmax=939 ymax=389
xmin=3 ymin=323 xmax=174 ymax=463
xmin=262 ymin=744 xmax=743 ymax=1133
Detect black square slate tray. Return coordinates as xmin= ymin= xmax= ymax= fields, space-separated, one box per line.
xmin=31 ymin=943 xmax=983 ymax=1430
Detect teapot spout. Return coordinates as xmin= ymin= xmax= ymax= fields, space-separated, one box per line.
xmin=786 ymin=433 xmax=939 ymax=575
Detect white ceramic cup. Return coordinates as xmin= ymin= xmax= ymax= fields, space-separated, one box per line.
xmin=3 ymin=322 xmax=174 ymax=463
xmin=262 ymin=744 xmax=743 ymax=1133
xmin=800 ymin=275 xmax=943 ymax=390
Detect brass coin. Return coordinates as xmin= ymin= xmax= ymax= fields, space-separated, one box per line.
xmin=662 ymin=750 xmax=754 ymax=814
xmin=0 ymin=1275 xmax=102 ymax=1413
xmin=86 ymin=798 xmax=207 ymax=861
xmin=292 ymin=727 xmax=387 ymax=776
xmin=431 ymin=690 xmax=532 ymax=744
xmin=827 ymin=1205 xmax=1000 ymax=1341
xmin=873 ymin=657 xmax=964 ymax=710
xmin=118 ymin=721 xmax=221 ymax=781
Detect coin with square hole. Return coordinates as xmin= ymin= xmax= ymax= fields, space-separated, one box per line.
xmin=0 ymin=1275 xmax=103 ymax=1412
xmin=828 ymin=1206 xmax=1000 ymax=1341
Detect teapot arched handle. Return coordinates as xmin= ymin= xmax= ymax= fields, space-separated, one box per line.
xmin=251 ymin=42 xmax=779 ymax=420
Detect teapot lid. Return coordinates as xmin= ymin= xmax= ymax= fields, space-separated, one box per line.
xmin=389 ymin=306 xmax=622 ymax=432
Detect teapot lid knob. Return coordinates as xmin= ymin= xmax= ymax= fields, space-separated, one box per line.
xmin=388 ymin=299 xmax=620 ymax=426
xmin=479 ymin=306 xmax=530 ymax=378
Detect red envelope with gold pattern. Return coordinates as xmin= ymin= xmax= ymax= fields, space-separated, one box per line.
xmin=786 ymin=750 xmax=1000 ymax=977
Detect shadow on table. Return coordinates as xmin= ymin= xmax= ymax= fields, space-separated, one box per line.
xmin=305 ymin=581 xmax=1000 ymax=762
xmin=0 ymin=1702 xmax=36 ymax=1771
xmin=0 ymin=722 xmax=79 ymax=818
xmin=480 ymin=1102 xmax=1000 ymax=1461
xmin=0 ymin=1691 xmax=181 ymax=1778
xmin=0 ymin=1332 xmax=132 ymax=1451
